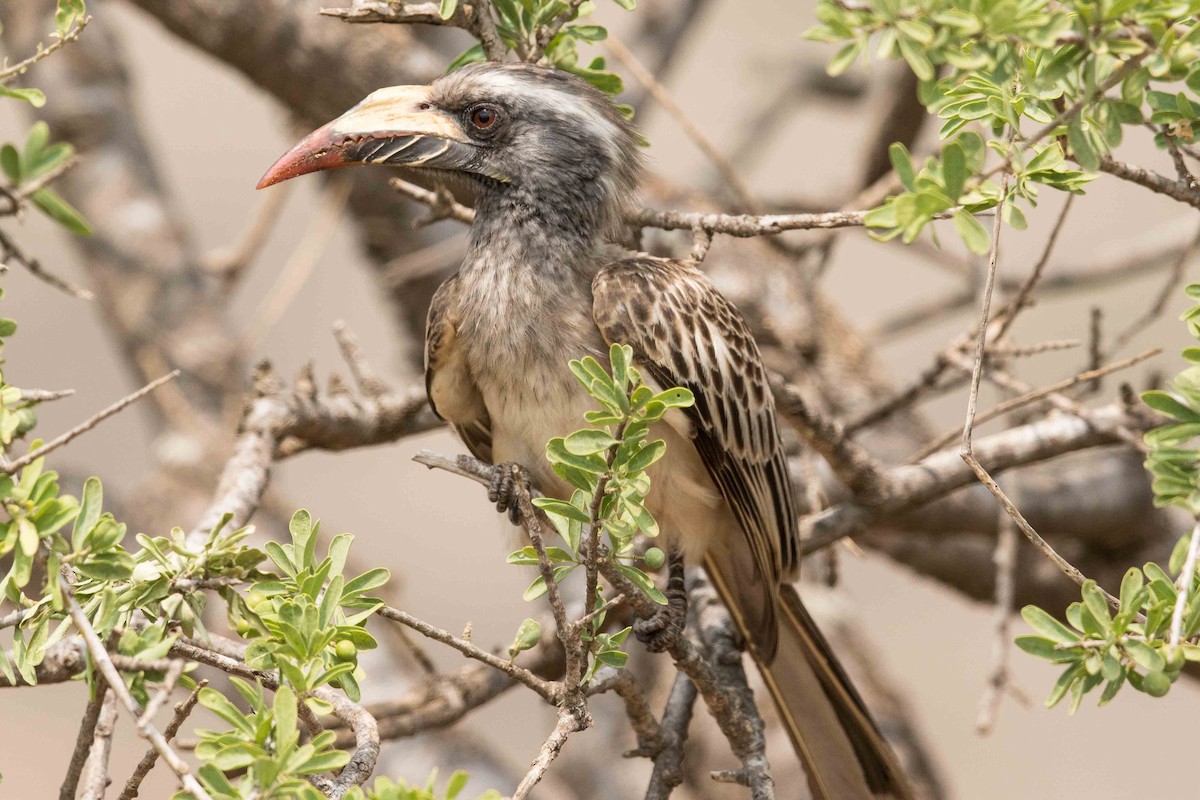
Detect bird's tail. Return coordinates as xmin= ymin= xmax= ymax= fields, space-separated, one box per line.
xmin=704 ymin=555 xmax=914 ymax=800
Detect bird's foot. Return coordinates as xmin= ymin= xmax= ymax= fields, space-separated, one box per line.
xmin=488 ymin=462 xmax=532 ymax=525
xmin=634 ymin=553 xmax=687 ymax=653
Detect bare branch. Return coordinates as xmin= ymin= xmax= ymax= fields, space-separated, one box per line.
xmin=379 ymin=605 xmax=559 ymax=702
xmin=116 ymin=680 xmax=208 ymax=800
xmin=3 ymin=371 xmax=180 ymax=475
xmin=60 ymin=676 xmax=110 ymax=800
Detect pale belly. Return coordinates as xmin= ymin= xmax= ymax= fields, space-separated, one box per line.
xmin=482 ymin=360 xmax=728 ymax=563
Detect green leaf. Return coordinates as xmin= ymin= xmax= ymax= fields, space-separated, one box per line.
xmin=1 ymin=145 xmax=21 ymax=184
xmin=508 ymin=618 xmax=542 ymax=658
xmin=55 ymin=0 xmax=86 ymax=35
xmin=31 ymin=189 xmax=91 ymax=235
xmin=563 ymin=429 xmax=619 ymax=455
xmin=439 ymin=0 xmax=459 ymax=18
xmin=199 ymin=687 xmax=257 ymax=736
xmin=1119 ymin=567 xmax=1144 ymax=614
xmin=1014 ymin=635 xmax=1075 ymax=662
xmin=0 ymin=87 xmax=46 ymax=108
xmin=953 ymin=209 xmax=990 ymax=254
xmin=445 ymin=771 xmax=470 ymax=800
xmin=610 ymin=0 xmax=636 ymax=9
xmin=1142 ymin=390 xmax=1200 ymax=422
xmin=889 ymin=143 xmax=916 ymax=192
xmin=1126 ymin=640 xmax=1165 ymax=673
xmin=1021 ymin=605 xmax=1078 ymax=644
xmin=1066 ymin=117 xmax=1098 ymax=172
xmin=942 ymin=142 xmax=967 ymax=199
xmin=827 ymin=40 xmax=863 ymax=76
xmin=531 ymin=497 xmax=591 ymax=524
xmin=616 ymin=563 xmax=666 ymax=605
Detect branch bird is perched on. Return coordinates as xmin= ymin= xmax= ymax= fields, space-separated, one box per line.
xmin=260 ymin=63 xmax=913 ymax=800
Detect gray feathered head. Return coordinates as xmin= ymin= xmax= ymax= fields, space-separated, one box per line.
xmin=259 ymin=62 xmax=643 ymax=239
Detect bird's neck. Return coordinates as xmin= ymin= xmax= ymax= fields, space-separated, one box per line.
xmin=463 ymin=181 xmax=617 ymax=281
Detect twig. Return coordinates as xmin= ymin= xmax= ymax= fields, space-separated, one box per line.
xmin=116 ymin=680 xmax=208 ymax=800
xmin=512 ymin=712 xmax=582 ymax=800
xmin=909 ymin=348 xmax=1160 ymax=461
xmin=589 ymin=666 xmax=664 ymax=758
xmin=956 ymin=160 xmax=1122 ymax=610
xmin=1167 ymin=520 xmax=1200 ymax=660
xmin=770 ymin=375 xmax=893 ymax=502
xmin=79 ymin=688 xmax=119 ymax=800
xmin=63 ymin=582 xmax=214 ymax=800
xmin=333 ymin=321 xmax=390 ymax=398
xmin=1097 ymin=153 xmax=1200 ymax=210
xmin=644 ymin=671 xmax=697 ymax=799
xmin=389 ymin=177 xmax=476 ymax=224
xmin=321 ymin=1 xmax=505 ymax=60
xmin=0 ymin=16 xmax=91 ymax=83
xmin=0 ymin=155 xmax=82 ymax=215
xmin=0 ymin=226 xmax=94 ymax=300
xmin=975 ymin=493 xmax=1017 ymax=735
xmin=379 ymin=605 xmax=558 ymax=702
xmin=3 ymin=371 xmax=180 ymax=475
xmin=60 ymin=676 xmax=110 ymax=800
xmin=992 ymin=195 xmax=1074 ymax=342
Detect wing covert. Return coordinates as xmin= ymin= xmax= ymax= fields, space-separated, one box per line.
xmin=592 ymin=257 xmax=799 ymax=584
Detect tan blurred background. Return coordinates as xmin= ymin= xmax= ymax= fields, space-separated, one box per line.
xmin=1 ymin=0 xmax=1198 ymax=797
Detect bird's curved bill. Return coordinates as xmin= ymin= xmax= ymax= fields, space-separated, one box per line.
xmin=256 ymin=85 xmax=474 ymax=189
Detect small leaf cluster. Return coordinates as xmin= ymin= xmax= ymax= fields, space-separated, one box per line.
xmin=0 ymin=122 xmax=91 ymax=235
xmin=1141 ymin=285 xmax=1200 ymax=515
xmin=809 ymin=0 xmax=1200 ymax=251
xmin=1017 ymin=556 xmax=1199 ymax=710
xmin=232 ymin=510 xmax=389 ymax=702
xmin=510 ymin=344 xmax=693 ymax=679
xmin=345 ymin=770 xmax=501 ymax=800
xmin=181 ymin=682 xmax=350 ymax=800
xmin=444 ymin=0 xmax=634 ymax=107
xmin=1018 ymin=284 xmax=1200 ymax=710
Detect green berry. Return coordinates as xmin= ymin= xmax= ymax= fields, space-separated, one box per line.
xmin=1143 ymin=670 xmax=1171 ymax=697
xmin=335 ymin=640 xmax=357 ymax=661
xmin=644 ymin=547 xmax=665 ymax=570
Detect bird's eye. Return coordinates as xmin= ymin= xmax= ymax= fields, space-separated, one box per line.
xmin=470 ymin=106 xmax=498 ymax=130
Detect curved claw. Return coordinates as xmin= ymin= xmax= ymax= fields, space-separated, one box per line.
xmin=488 ymin=462 xmax=531 ymax=525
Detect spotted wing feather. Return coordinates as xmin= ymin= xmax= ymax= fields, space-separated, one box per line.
xmin=592 ymin=257 xmax=799 ymax=617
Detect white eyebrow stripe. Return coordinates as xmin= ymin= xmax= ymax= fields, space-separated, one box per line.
xmin=471 ymin=71 xmax=623 ymax=157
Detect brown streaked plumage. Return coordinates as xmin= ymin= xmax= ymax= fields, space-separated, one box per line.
xmin=260 ymin=61 xmax=914 ymax=800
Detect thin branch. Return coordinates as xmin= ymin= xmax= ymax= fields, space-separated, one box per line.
xmin=378 ymin=605 xmax=558 ymax=702
xmin=1168 ymin=520 xmax=1200 ymax=660
xmin=60 ymin=676 xmax=110 ymax=800
xmin=0 ymin=226 xmax=94 ymax=300
xmin=3 ymin=371 xmax=180 ymax=475
xmin=909 ymin=348 xmax=1160 ymax=461
xmin=975 ymin=495 xmax=1017 ymax=735
xmin=512 ymin=712 xmax=582 ymax=800
xmin=116 ymin=680 xmax=208 ymax=800
xmin=79 ymin=688 xmax=118 ymax=800
xmin=644 ymin=671 xmax=697 ymax=799
xmin=1098 ymin=153 xmax=1200 ymax=210
xmin=0 ymin=16 xmax=90 ymax=83
xmin=63 ymin=582 xmax=214 ymax=800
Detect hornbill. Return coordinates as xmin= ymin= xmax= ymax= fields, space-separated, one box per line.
xmin=259 ymin=63 xmax=913 ymax=800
